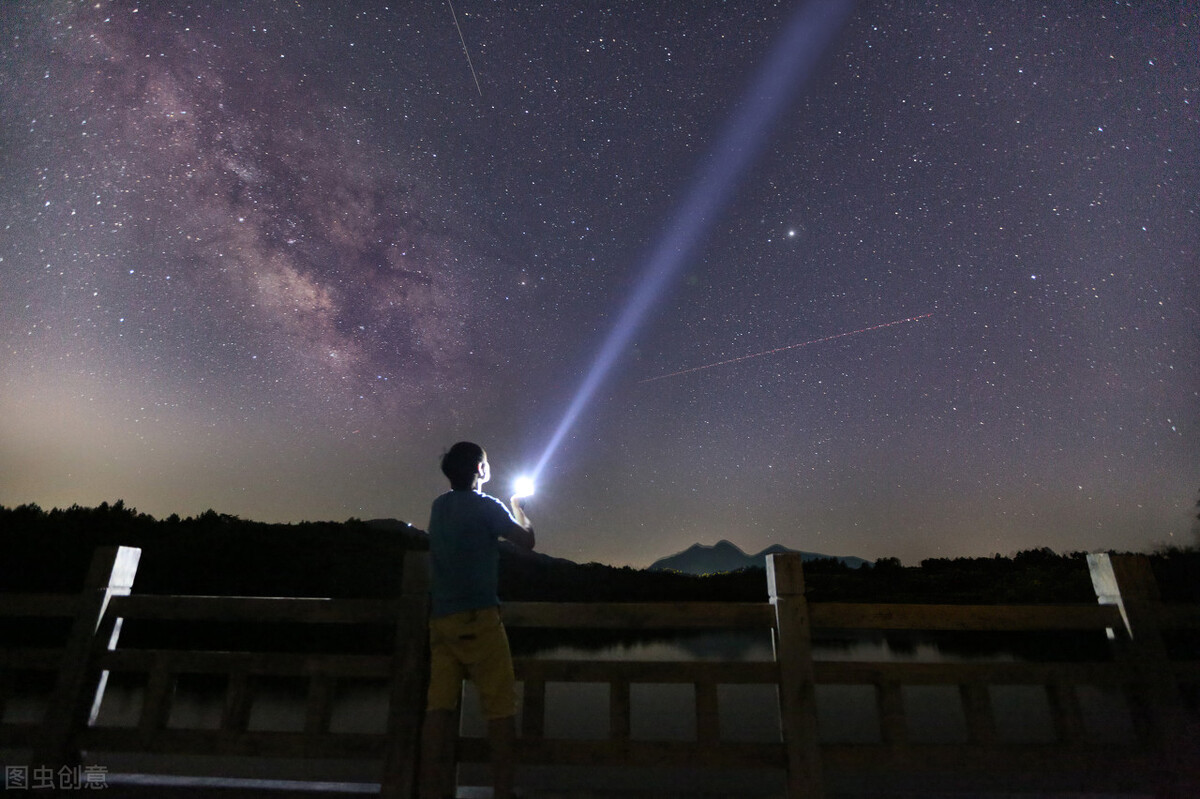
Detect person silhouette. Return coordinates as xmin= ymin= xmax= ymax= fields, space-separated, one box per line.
xmin=418 ymin=441 xmax=534 ymax=799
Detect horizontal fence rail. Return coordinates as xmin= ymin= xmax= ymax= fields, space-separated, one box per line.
xmin=104 ymin=594 xmax=408 ymax=624
xmin=503 ymin=601 xmax=775 ymax=629
xmin=808 ymin=601 xmax=1127 ymax=631
xmin=1 ymin=547 xmax=1197 ymax=798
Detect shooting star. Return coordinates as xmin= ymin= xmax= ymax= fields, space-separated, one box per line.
xmin=639 ymin=312 xmax=934 ymax=384
xmin=447 ymin=0 xmax=482 ymax=96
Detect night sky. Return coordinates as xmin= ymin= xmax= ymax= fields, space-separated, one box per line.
xmin=2 ymin=1 xmax=1197 ymax=568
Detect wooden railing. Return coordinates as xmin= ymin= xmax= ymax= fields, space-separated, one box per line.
xmin=1 ymin=547 xmax=1197 ymax=797
xmin=2 ymin=546 xmax=430 ymax=797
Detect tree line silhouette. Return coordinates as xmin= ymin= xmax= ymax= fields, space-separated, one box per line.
xmin=3 ymin=500 xmax=1196 ymax=603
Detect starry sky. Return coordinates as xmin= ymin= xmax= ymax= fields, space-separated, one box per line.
xmin=2 ymin=1 xmax=1197 ymax=568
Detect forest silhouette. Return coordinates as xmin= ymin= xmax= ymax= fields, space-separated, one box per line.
xmin=3 ymin=501 xmax=1196 ymax=603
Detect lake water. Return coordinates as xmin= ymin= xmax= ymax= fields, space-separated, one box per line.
xmin=481 ymin=628 xmax=1133 ymax=746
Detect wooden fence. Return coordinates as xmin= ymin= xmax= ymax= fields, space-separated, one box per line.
xmin=1 ymin=547 xmax=1197 ymax=797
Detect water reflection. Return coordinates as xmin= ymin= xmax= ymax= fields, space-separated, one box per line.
xmin=485 ymin=628 xmax=1128 ymax=749
xmin=508 ymin=626 xmax=1108 ymax=663
xmin=514 ymin=629 xmax=775 ymax=662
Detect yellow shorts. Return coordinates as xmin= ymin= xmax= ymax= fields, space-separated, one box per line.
xmin=426 ymin=606 xmax=517 ymax=720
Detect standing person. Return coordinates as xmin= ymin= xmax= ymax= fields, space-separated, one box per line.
xmin=419 ymin=441 xmax=535 ymax=799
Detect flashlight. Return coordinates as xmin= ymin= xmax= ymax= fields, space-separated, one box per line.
xmin=513 ymin=476 xmax=536 ymax=499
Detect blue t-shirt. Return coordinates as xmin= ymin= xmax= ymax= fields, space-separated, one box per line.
xmin=427 ymin=489 xmax=520 ymax=618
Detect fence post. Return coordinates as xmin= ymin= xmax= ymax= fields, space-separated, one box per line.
xmin=1087 ymin=552 xmax=1195 ymax=796
xmin=31 ymin=545 xmax=141 ymax=768
xmin=768 ymin=552 xmax=825 ymax=799
xmin=381 ymin=549 xmax=431 ymax=799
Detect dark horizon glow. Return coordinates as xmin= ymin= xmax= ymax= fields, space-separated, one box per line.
xmin=530 ymin=0 xmax=855 ymax=481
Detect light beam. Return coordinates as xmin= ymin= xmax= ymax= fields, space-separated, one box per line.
xmin=528 ymin=0 xmax=855 ymax=482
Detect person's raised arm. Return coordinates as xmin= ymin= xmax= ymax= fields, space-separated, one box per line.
xmin=506 ymin=495 xmax=535 ymax=550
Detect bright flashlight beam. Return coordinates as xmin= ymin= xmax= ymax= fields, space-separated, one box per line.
xmin=530 ymin=0 xmax=855 ymax=481
xmin=638 ymin=313 xmax=934 ymax=384
xmin=513 ymin=476 xmax=536 ymax=499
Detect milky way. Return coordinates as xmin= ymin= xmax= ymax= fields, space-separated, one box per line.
xmin=4 ymin=3 xmax=484 ymax=407
xmin=2 ymin=2 xmax=1197 ymax=566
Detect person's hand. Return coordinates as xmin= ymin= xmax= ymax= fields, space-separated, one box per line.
xmin=506 ymin=496 xmax=535 ymax=550
xmin=510 ymin=495 xmax=529 ymax=526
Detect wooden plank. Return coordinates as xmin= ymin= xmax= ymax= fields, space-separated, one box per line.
xmin=458 ymin=736 xmax=787 ymax=769
xmin=97 ymin=648 xmax=394 ymax=679
xmin=304 ymin=674 xmax=336 ymax=735
xmin=380 ymin=555 xmax=430 ymax=799
xmin=107 ymin=594 xmax=403 ymax=624
xmin=1047 ymin=677 xmax=1084 ymax=745
xmin=0 ymin=667 xmax=10 ymax=721
xmin=521 ymin=679 xmax=546 ymax=740
xmin=138 ymin=655 xmax=174 ymax=738
xmin=609 ymin=678 xmax=630 ymax=742
xmin=222 ymin=667 xmax=252 ymax=732
xmin=1107 ymin=678 xmax=1153 ymax=746
xmin=400 ymin=548 xmax=430 ymax=597
xmin=811 ymin=659 xmax=1131 ymax=686
xmin=809 ymin=601 xmax=1124 ymax=632
xmin=86 ymin=594 xmax=132 ymax=727
xmin=0 ymin=593 xmax=81 ymax=617
xmin=31 ymin=545 xmax=141 ymax=768
xmin=876 ymin=679 xmax=906 ymax=748
xmin=502 ymin=601 xmax=774 ymax=630
xmin=1170 ymin=660 xmax=1200 ymax=681
xmin=820 ymin=741 xmax=1163 ymax=785
xmin=1091 ymin=553 xmax=1200 ymax=795
xmin=1157 ymin=602 xmax=1200 ymax=629
xmin=0 ymin=648 xmax=64 ymax=669
xmin=0 ymin=723 xmax=40 ymax=748
xmin=959 ymin=681 xmax=995 ymax=746
xmin=76 ymin=725 xmax=386 ymax=759
xmin=768 ymin=553 xmax=825 ymax=799
xmin=695 ymin=681 xmax=719 ymax=746
xmin=515 ymin=658 xmax=777 ymax=685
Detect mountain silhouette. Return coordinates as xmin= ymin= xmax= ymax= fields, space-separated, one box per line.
xmin=648 ymin=539 xmax=870 ymax=575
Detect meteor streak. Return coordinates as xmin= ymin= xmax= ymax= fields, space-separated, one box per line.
xmin=447 ymin=0 xmax=482 ymax=97
xmin=639 ymin=313 xmax=934 ymax=384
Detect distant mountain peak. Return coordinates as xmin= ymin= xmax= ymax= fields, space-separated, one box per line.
xmin=649 ymin=540 xmax=870 ymax=574
xmin=704 ymin=539 xmax=745 ymax=552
